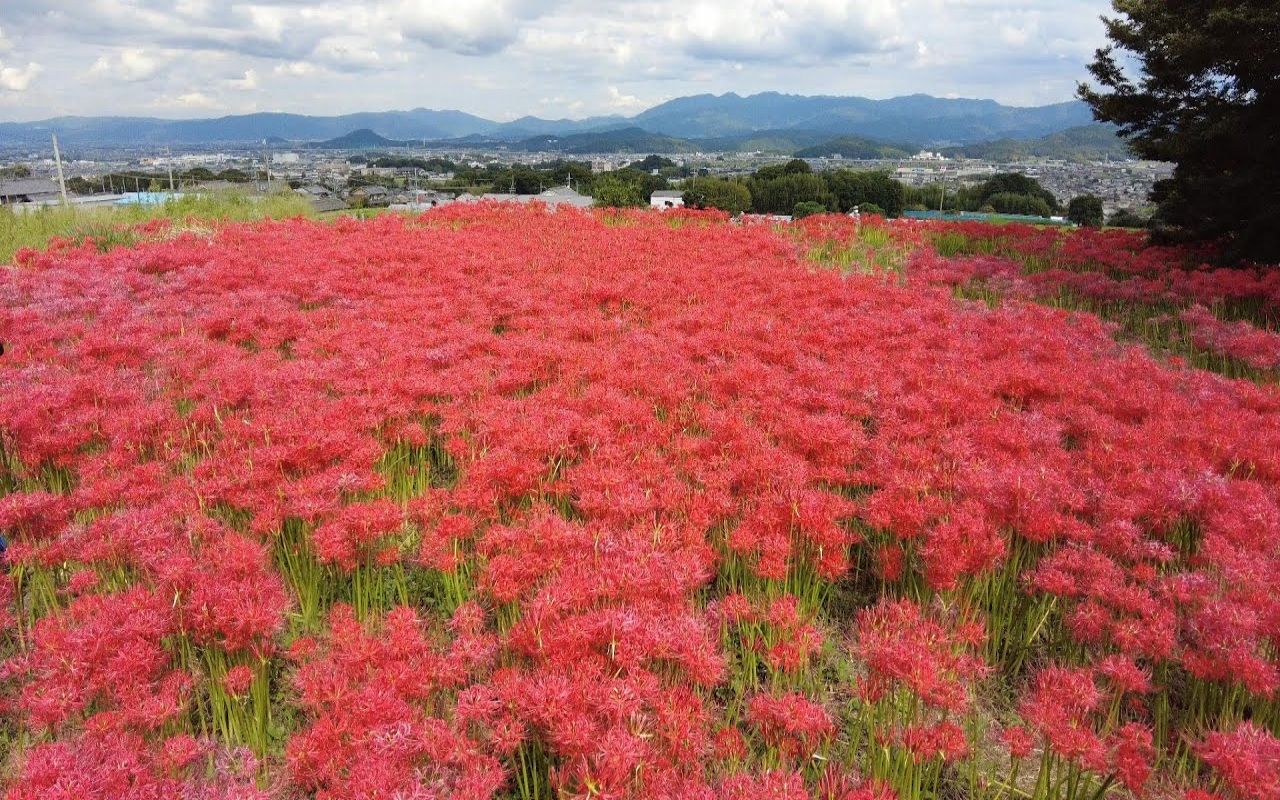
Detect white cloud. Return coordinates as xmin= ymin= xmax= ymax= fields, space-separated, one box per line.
xmin=674 ymin=0 xmax=908 ymax=63
xmin=0 ymin=61 xmax=42 ymax=92
xmin=88 ymin=48 xmax=166 ymax=82
xmin=0 ymin=0 xmax=1116 ymax=119
xmin=175 ymin=90 xmax=217 ymax=109
xmin=274 ymin=61 xmax=318 ymax=77
xmin=225 ymin=68 xmax=259 ymax=91
xmin=999 ymin=22 xmax=1036 ymax=48
xmin=311 ymin=36 xmax=392 ymax=72
xmin=395 ymin=1 xmax=551 ymax=56
xmin=611 ymin=41 xmax=634 ymax=66
xmin=539 ymin=95 xmax=586 ymax=116
xmin=606 ymin=86 xmax=649 ymax=112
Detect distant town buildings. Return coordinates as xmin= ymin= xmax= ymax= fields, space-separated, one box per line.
xmin=0 ymin=136 xmax=1171 ymax=221
xmin=475 ymin=185 xmax=593 ymax=209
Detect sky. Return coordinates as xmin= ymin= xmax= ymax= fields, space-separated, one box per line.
xmin=0 ymin=1 xmax=1116 ymax=122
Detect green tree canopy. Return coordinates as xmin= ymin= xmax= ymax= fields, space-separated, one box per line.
xmin=825 ymin=170 xmax=906 ymax=217
xmin=1080 ymin=1 xmax=1280 ymax=260
xmin=1068 ymin=195 xmax=1105 ymax=227
xmin=592 ymin=173 xmax=648 ymax=208
xmin=682 ymin=178 xmax=752 ymax=216
xmin=747 ymin=173 xmax=833 ymax=215
xmin=792 ymin=201 xmax=828 ymax=220
xmin=627 ymin=155 xmax=677 ymax=173
xmin=987 ymin=192 xmax=1055 ymax=218
xmin=975 ymin=174 xmax=1060 ymax=212
xmin=1108 ymin=209 xmax=1150 ymax=229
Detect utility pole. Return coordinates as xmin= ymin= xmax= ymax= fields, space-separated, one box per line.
xmin=166 ymin=148 xmax=175 ymax=193
xmin=51 ymin=134 xmax=69 ymax=205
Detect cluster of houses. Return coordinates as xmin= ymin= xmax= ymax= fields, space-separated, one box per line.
xmin=374 ymin=185 xmax=595 ymax=212
xmin=302 ymin=183 xmax=603 ymax=213
xmin=2 ymin=174 xmax=692 ymax=215
xmin=380 ymin=185 xmax=690 ymax=213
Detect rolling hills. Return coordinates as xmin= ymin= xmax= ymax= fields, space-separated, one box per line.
xmin=1 ymin=92 xmax=1098 ymax=149
xmin=940 ymin=124 xmax=1133 ymax=162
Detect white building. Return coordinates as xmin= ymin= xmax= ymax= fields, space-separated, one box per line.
xmin=649 ymin=190 xmax=685 ymax=210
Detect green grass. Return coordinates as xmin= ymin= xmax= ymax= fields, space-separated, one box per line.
xmin=1 ymin=191 xmax=315 ymax=265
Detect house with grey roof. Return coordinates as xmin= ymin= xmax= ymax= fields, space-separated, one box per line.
xmin=0 ymin=178 xmax=60 ymax=205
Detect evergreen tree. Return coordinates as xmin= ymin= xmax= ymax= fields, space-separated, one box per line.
xmin=1080 ymin=1 xmax=1280 ymax=260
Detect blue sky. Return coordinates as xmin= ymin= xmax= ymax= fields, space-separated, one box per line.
xmin=0 ymin=1 xmax=1115 ymax=121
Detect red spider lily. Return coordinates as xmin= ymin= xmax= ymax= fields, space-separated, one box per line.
xmin=900 ymin=720 xmax=969 ymax=764
xmin=2 ymin=731 xmax=267 ymax=800
xmin=222 ymin=665 xmax=254 ymax=698
xmin=816 ymin=768 xmax=900 ymax=800
xmin=177 ymin=526 xmax=291 ymax=655
xmin=1198 ymin=722 xmax=1280 ymax=800
xmin=852 ymin=598 xmax=988 ymax=713
xmin=1019 ymin=666 xmax=1107 ymax=771
xmin=746 ymin=691 xmax=834 ymax=763
xmin=716 ymin=769 xmax=811 ymax=800
xmin=7 ymin=586 xmax=186 ymax=735
xmin=1182 ymin=305 xmax=1280 ymax=370
xmin=4 ymin=203 xmax=1280 ymax=798
xmin=1109 ymin=722 xmax=1155 ymax=793
xmin=287 ymin=603 xmax=502 ymax=800
xmin=1000 ymin=725 xmax=1036 ymax=760
xmin=311 ymin=499 xmax=406 ymax=572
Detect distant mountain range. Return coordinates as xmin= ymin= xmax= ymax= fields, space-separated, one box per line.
xmin=0 ymin=92 xmax=1103 ymax=152
xmin=940 ymin=124 xmax=1133 ymax=162
xmin=627 ymin=93 xmax=1092 ymax=143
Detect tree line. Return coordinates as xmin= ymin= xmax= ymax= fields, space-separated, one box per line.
xmin=63 ymin=168 xmax=256 ymax=195
xmin=673 ymin=161 xmax=1115 ymax=226
xmin=676 ymin=160 xmax=905 ymax=218
xmin=357 ymin=154 xmax=690 ymax=200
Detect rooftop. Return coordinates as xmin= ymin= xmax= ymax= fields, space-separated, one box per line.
xmin=0 ymin=178 xmax=60 ymax=197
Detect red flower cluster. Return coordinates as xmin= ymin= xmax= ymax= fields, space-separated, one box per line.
xmin=1181 ymin=304 xmax=1280 ymax=370
xmin=852 ymin=598 xmax=987 ymax=713
xmin=1197 ymin=723 xmax=1280 ymax=800
xmin=2 ymin=204 xmax=1279 ymax=799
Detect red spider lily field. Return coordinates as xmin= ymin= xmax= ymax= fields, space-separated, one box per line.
xmin=1 ymin=204 xmax=1279 ymax=800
